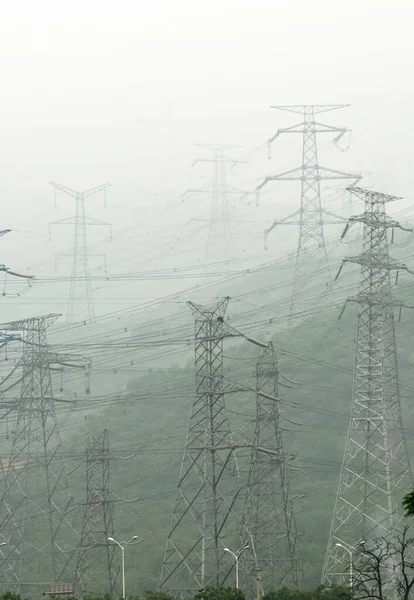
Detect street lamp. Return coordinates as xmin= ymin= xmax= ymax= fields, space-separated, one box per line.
xmin=224 ymin=545 xmax=250 ymax=589
xmin=108 ymin=535 xmax=140 ymax=599
xmin=335 ymin=539 xmax=364 ymax=589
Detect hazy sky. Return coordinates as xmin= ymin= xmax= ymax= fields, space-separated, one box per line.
xmin=0 ymin=0 xmax=413 ymax=320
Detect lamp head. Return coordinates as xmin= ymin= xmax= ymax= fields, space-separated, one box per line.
xmin=131 ymin=536 xmax=139 ymax=541
xmin=108 ymin=537 xmax=115 ymax=542
xmin=224 ymin=548 xmax=230 ymax=552
xmin=335 ymin=543 xmax=343 ymax=548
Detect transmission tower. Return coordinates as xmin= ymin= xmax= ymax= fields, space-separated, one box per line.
xmin=243 ymin=342 xmax=302 ymax=591
xmin=256 ymin=105 xmax=361 ymax=324
xmin=159 ymin=298 xmax=258 ymax=598
xmin=322 ymin=187 xmax=413 ymax=590
xmin=74 ymin=429 xmax=118 ymax=597
xmin=184 ymin=145 xmax=246 ymax=269
xmin=49 ymin=181 xmax=112 ymax=323
xmin=0 ymin=314 xmax=91 ymax=596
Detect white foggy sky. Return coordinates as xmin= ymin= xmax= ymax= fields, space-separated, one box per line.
xmin=0 ymin=0 xmax=413 ymax=320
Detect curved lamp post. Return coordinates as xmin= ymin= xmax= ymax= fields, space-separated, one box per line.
xmin=224 ymin=545 xmax=250 ymax=588
xmin=108 ymin=535 xmax=140 ymax=598
xmin=336 ymin=539 xmax=365 ymax=589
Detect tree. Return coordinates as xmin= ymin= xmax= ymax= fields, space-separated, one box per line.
xmin=141 ymin=591 xmax=176 ymax=600
xmin=193 ymin=586 xmax=246 ymax=600
xmin=0 ymin=592 xmax=25 ymax=600
xmin=403 ymin=490 xmax=414 ymax=517
xmin=262 ymin=585 xmax=352 ymax=600
xmin=352 ymin=525 xmax=414 ymax=600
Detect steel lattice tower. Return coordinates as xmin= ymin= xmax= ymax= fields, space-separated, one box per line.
xmin=243 ymin=343 xmax=302 ymax=591
xmin=0 ymin=314 xmax=91 ymax=595
xmin=257 ymin=105 xmax=361 ymax=323
xmin=323 ymin=187 xmax=413 ymax=588
xmin=184 ymin=145 xmax=246 ymax=269
xmin=74 ymin=429 xmax=118 ymax=597
xmin=49 ymin=181 xmax=112 ymax=323
xmin=159 ymin=298 xmax=258 ymax=597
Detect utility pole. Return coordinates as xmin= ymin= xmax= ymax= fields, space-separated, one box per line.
xmin=184 ymin=145 xmax=246 ymax=269
xmin=49 ymin=181 xmax=112 ymax=323
xmin=74 ymin=430 xmax=118 ymax=597
xmin=256 ymin=105 xmax=361 ymax=325
xmin=0 ymin=314 xmax=91 ymax=596
xmin=243 ymin=343 xmax=302 ymax=591
xmin=322 ymin=187 xmax=413 ymax=593
xmin=159 ymin=298 xmax=258 ymax=597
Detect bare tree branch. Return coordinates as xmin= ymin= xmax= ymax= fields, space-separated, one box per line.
xmin=352 ymin=526 xmax=414 ymax=600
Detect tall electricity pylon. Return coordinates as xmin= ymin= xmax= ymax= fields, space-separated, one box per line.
xmin=243 ymin=343 xmax=302 ymax=591
xmin=184 ymin=145 xmax=246 ymax=269
xmin=49 ymin=181 xmax=112 ymax=323
xmin=322 ymin=187 xmax=413 ymax=589
xmin=74 ymin=429 xmax=118 ymax=597
xmin=159 ymin=298 xmax=258 ymax=598
xmin=257 ymin=105 xmax=361 ymax=324
xmin=0 ymin=314 xmax=91 ymax=596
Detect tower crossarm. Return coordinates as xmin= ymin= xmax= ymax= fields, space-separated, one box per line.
xmin=46 ymin=352 xmax=91 ymax=369
xmin=82 ymin=183 xmax=111 ymax=199
xmin=347 ymin=186 xmax=402 ymax=205
xmin=271 ymin=104 xmax=350 ymax=116
xmin=268 ymin=122 xmax=350 ymax=145
xmin=50 ymin=181 xmax=79 ymax=199
xmin=0 ymin=314 xmax=61 ymax=332
xmin=257 ymin=166 xmax=361 ymax=190
xmin=192 ymin=157 xmax=247 ymax=166
xmin=342 ymin=254 xmax=410 ymax=272
xmin=347 ymin=213 xmax=411 ymax=231
xmin=345 ymin=294 xmax=414 ymax=309
xmin=50 ymin=181 xmax=111 ymax=200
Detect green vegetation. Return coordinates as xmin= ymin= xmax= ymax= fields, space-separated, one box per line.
xmin=56 ymin=289 xmax=414 ymax=594
xmin=0 ymin=586 xmax=353 ymax=600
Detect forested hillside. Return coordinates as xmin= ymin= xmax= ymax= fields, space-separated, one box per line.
xmin=58 ymin=229 xmax=414 ymax=593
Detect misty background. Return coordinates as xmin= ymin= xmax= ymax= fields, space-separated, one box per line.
xmin=0 ymin=0 xmax=413 ymax=324
xmin=0 ymin=0 xmax=414 ymax=594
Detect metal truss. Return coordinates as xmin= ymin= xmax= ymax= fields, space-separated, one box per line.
xmin=159 ymin=298 xmax=258 ymax=597
xmin=243 ymin=343 xmax=302 ymax=591
xmin=0 ymin=314 xmax=91 ymax=595
xmin=256 ymin=105 xmax=361 ymax=324
xmin=322 ymin=187 xmax=413 ymax=592
xmin=184 ymin=145 xmax=247 ymax=269
xmin=49 ymin=181 xmax=112 ymax=323
xmin=74 ymin=429 xmax=118 ymax=597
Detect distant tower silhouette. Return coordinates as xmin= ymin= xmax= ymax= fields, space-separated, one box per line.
xmin=183 ymin=145 xmax=246 ymax=269
xmin=243 ymin=343 xmax=302 ymax=591
xmin=74 ymin=429 xmax=118 ymax=597
xmin=49 ymin=181 xmax=112 ymax=322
